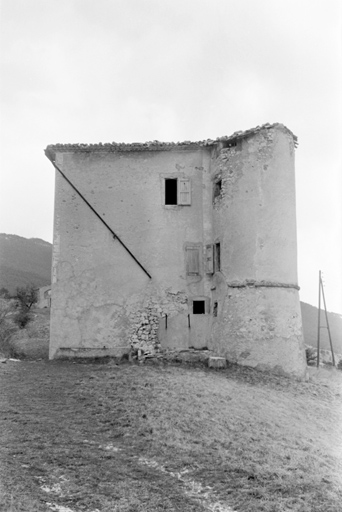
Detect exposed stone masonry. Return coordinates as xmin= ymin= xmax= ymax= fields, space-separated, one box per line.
xmin=128 ymin=291 xmax=188 ymax=359
xmin=213 ymin=146 xmax=239 ymax=208
xmin=129 ymin=307 xmax=160 ymax=358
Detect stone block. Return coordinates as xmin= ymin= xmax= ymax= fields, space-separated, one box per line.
xmin=208 ymin=356 xmax=227 ymax=369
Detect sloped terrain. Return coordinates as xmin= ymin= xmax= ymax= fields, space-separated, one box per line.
xmin=0 ymin=234 xmax=52 ymax=295
xmin=0 ymin=358 xmax=341 ymax=512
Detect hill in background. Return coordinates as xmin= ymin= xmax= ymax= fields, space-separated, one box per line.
xmin=0 ymin=233 xmax=52 ymax=295
xmin=300 ymin=301 xmax=342 ymax=354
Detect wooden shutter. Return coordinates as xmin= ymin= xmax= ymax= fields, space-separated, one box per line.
xmin=206 ymin=244 xmax=214 ymax=273
xmin=178 ymin=178 xmax=191 ymax=205
xmin=186 ymin=247 xmax=200 ymax=275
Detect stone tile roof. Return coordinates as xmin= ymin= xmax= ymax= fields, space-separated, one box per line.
xmin=45 ymin=122 xmax=297 ymax=160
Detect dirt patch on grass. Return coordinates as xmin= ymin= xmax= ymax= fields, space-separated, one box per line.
xmin=0 ymin=358 xmax=341 ymax=512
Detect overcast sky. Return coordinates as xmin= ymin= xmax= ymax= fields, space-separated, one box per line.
xmin=0 ymin=0 xmax=341 ymax=313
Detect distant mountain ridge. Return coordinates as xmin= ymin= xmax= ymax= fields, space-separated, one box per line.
xmin=0 ymin=233 xmax=52 ymax=294
xmin=300 ymin=301 xmax=342 ymax=354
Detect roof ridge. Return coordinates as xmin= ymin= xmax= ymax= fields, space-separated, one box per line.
xmin=45 ymin=122 xmax=297 ymax=158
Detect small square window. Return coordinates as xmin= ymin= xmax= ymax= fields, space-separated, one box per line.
xmin=193 ymin=300 xmax=205 ymax=314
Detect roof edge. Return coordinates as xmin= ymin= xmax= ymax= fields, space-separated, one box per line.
xmin=45 ymin=122 xmax=298 ymax=161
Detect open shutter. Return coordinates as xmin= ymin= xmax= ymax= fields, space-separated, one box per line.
xmin=186 ymin=247 xmax=200 ymax=275
xmin=205 ymin=244 xmax=214 ymax=273
xmin=178 ymin=178 xmax=191 ymax=205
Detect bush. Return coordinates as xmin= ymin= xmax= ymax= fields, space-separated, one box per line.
xmin=0 ymin=298 xmax=18 ymax=356
xmin=13 ymin=310 xmax=32 ymax=329
xmin=0 ymin=287 xmax=11 ymax=299
xmin=15 ymin=285 xmax=37 ymax=311
xmin=337 ymin=359 xmax=342 ymax=371
xmin=305 ymin=347 xmax=317 ymax=366
xmin=11 ymin=285 xmax=38 ymax=330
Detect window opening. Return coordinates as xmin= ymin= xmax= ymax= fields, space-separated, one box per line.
xmin=193 ymin=300 xmax=205 ymax=314
xmin=213 ymin=301 xmax=218 ymax=317
xmin=215 ymin=243 xmax=221 ymax=272
xmin=222 ymin=140 xmax=237 ymax=149
xmin=213 ymin=180 xmax=222 ymax=200
xmin=165 ymin=179 xmax=178 ymax=205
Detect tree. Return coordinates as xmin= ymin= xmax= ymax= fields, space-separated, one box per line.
xmin=15 ymin=285 xmax=38 ymax=312
xmin=0 ymin=288 xmax=11 ymax=299
xmin=0 ymin=298 xmax=17 ymax=354
xmin=13 ymin=286 xmax=38 ymax=329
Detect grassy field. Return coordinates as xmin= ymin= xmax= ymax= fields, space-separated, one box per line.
xmin=1 ymin=308 xmax=342 ymax=511
xmin=1 ymin=351 xmax=341 ymax=512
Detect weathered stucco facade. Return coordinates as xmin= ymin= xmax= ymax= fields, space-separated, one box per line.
xmin=45 ymin=123 xmax=307 ymax=378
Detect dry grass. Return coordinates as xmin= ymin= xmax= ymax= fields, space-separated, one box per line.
xmin=80 ymin=363 xmax=342 ymax=511
xmin=4 ymin=307 xmax=50 ymax=360
xmin=1 ymin=357 xmax=341 ymax=512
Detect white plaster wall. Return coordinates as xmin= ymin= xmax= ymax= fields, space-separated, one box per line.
xmin=49 ymin=127 xmax=306 ymax=377
xmin=209 ymin=287 xmax=306 ymax=378
xmin=50 ymin=147 xmax=211 ymax=358
xmin=209 ymin=127 xmax=306 ymax=377
xmin=212 ymin=128 xmax=298 ymax=283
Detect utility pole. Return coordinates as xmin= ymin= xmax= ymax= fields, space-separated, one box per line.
xmin=317 ymin=271 xmax=335 ymax=367
xmin=317 ymin=271 xmax=321 ymax=367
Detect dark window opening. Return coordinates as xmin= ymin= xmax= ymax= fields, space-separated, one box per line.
xmin=213 ymin=301 xmax=218 ymax=317
xmin=165 ymin=179 xmax=178 ymax=205
xmin=213 ymin=180 xmax=222 ymax=200
xmin=215 ymin=242 xmax=221 ymax=272
xmin=222 ymin=140 xmax=237 ymax=149
xmin=193 ymin=300 xmax=205 ymax=314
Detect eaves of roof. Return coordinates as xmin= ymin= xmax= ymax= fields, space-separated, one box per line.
xmin=45 ymin=122 xmax=297 ymax=162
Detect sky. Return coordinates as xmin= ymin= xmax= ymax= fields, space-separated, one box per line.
xmin=0 ymin=0 xmax=341 ymax=313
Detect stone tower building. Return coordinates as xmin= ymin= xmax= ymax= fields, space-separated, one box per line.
xmin=45 ymin=123 xmax=307 ymax=378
